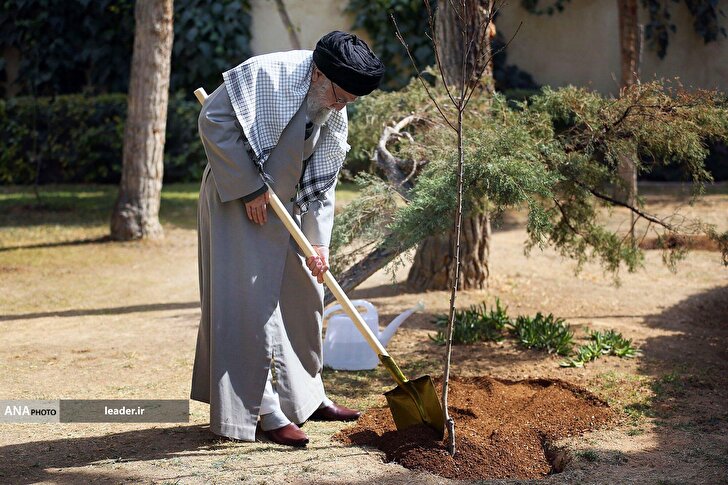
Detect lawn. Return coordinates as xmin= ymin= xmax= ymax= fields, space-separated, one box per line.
xmin=0 ymin=181 xmax=361 ymax=248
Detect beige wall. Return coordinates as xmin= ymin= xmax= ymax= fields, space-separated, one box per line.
xmin=250 ymin=0 xmax=370 ymax=54
xmin=496 ymin=1 xmax=728 ymax=96
xmin=249 ymin=1 xmax=727 ymax=95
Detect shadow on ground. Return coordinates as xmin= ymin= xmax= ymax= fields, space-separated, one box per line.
xmin=0 ymin=302 xmax=199 ymax=322
xmin=0 ymin=424 xmax=356 ymax=484
xmin=568 ymin=285 xmax=728 ymax=482
xmin=0 ymin=236 xmax=111 ymax=253
xmin=639 ymin=283 xmax=728 ymax=430
xmin=0 ymin=425 xmax=219 ymax=484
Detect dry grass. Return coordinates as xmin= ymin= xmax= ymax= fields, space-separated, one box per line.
xmin=1 ymin=181 xmax=727 ymax=484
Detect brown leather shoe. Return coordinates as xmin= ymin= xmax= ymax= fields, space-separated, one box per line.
xmin=310 ymin=403 xmax=361 ymax=422
xmin=263 ymin=423 xmax=309 ymax=447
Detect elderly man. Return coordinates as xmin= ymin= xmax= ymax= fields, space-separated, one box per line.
xmin=190 ymin=32 xmax=384 ymax=447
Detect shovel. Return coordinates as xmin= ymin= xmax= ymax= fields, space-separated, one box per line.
xmin=194 ymin=87 xmax=445 ymax=438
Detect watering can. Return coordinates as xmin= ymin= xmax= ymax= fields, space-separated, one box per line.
xmin=323 ymin=300 xmax=425 ymax=371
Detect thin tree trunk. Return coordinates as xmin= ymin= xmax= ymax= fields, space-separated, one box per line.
xmin=618 ymin=0 xmax=639 ymax=88
xmin=110 ymin=0 xmax=174 ymax=241
xmin=441 ymin=103 xmax=466 ymax=456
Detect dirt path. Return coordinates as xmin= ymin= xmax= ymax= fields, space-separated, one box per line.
xmin=1 ymin=190 xmax=726 ymax=484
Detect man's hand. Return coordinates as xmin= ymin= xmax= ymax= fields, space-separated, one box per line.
xmin=244 ymin=191 xmax=270 ymax=225
xmin=306 ymin=245 xmax=329 ymax=284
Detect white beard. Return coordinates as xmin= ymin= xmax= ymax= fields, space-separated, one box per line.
xmin=306 ymin=81 xmax=334 ymax=126
xmin=310 ymin=107 xmax=333 ymax=126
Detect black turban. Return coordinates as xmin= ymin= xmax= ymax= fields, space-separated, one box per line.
xmin=313 ymin=31 xmax=385 ymax=96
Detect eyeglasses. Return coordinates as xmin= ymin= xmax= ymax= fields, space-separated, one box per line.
xmin=330 ymin=81 xmax=357 ymax=105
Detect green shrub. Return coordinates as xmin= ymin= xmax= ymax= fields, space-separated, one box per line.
xmin=561 ymin=329 xmax=639 ymax=367
xmin=430 ymin=299 xmax=639 ymax=366
xmin=0 ymin=93 xmax=205 ymax=185
xmin=345 ymin=77 xmax=434 ymax=177
xmin=340 ymin=79 xmax=728 ymax=276
xmin=508 ymin=312 xmax=574 ymax=356
xmin=430 ymin=299 xmax=510 ymax=345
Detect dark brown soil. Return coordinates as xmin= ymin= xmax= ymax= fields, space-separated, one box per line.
xmin=335 ymin=376 xmax=613 ymax=480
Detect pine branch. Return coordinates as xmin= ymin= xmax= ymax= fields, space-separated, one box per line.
xmin=324 ymin=239 xmax=402 ymax=306
xmin=572 ymin=179 xmax=677 ymax=232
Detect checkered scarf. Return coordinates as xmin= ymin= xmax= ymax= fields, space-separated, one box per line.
xmin=222 ymin=50 xmax=349 ymax=213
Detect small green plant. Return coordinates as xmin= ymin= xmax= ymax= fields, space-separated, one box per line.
xmin=561 ymin=329 xmax=639 ymax=367
xmin=507 ymin=313 xmax=574 ymax=356
xmin=566 ymin=341 xmax=603 ymax=367
xmin=429 ymin=301 xmax=638 ymax=368
xmin=593 ymin=329 xmax=638 ymax=358
xmin=430 ymin=298 xmax=509 ymax=345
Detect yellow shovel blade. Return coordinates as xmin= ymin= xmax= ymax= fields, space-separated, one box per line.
xmin=384 ymin=375 xmax=445 ymax=438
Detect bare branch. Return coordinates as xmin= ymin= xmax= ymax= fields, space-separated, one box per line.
xmin=463 ymin=20 xmax=523 ymax=111
xmin=572 ymin=179 xmax=677 ymax=232
xmin=457 ymin=1 xmax=468 ymax=103
xmin=375 ymin=115 xmax=423 ymax=197
xmin=553 ymin=198 xmax=583 ymax=236
xmin=390 ymin=13 xmax=457 ymax=131
xmin=619 ymin=211 xmax=641 ymax=246
xmin=447 ymin=0 xmax=466 ymax=27
xmin=462 ymin=2 xmax=496 ymax=81
xmin=400 ymin=159 xmax=423 ymax=186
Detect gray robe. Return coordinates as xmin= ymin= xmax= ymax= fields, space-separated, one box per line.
xmin=190 ymin=83 xmax=336 ymax=441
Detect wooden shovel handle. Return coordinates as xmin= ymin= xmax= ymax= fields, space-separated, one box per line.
xmin=266 ymin=189 xmax=390 ymax=358
xmin=193 ymin=87 xmax=391 ymax=361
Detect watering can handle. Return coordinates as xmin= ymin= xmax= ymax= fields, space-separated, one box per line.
xmin=322 ymin=303 xmax=342 ymax=321
xmin=323 ymin=299 xmax=374 ymax=321
xmin=194 ymin=87 xmax=392 ymax=363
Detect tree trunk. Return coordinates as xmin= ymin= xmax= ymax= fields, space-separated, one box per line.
xmin=407 ymin=211 xmax=490 ymax=291
xmin=407 ymin=0 xmax=494 ymax=291
xmin=435 ymin=0 xmax=494 ymax=93
xmin=617 ymin=0 xmax=640 ymax=241
xmin=274 ymin=0 xmax=301 ymax=50
xmin=618 ymin=0 xmax=640 ymax=88
xmin=110 ymin=0 xmax=174 ymax=241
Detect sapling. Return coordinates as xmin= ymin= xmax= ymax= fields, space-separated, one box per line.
xmin=390 ymin=0 xmax=515 ymax=455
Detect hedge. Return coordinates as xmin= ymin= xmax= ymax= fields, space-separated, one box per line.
xmin=0 ymin=0 xmax=251 ymax=97
xmin=2 ymin=91 xmax=725 ymax=185
xmin=0 ymin=92 xmax=206 ymax=185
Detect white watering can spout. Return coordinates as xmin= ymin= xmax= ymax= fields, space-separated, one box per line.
xmin=378 ymin=301 xmax=425 ymax=347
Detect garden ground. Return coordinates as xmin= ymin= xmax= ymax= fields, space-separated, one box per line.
xmin=0 ymin=182 xmax=726 ymax=484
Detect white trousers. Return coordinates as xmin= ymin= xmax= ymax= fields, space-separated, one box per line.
xmin=259 ymin=367 xmax=333 ymax=431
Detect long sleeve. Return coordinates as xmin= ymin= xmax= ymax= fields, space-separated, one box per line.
xmin=197 ymin=85 xmax=266 ymax=203
xmin=300 ymin=179 xmax=337 ymax=247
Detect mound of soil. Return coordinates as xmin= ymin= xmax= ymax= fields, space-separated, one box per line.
xmin=336 ymin=376 xmax=612 ymax=480
xmin=639 ymin=234 xmax=720 ymax=251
